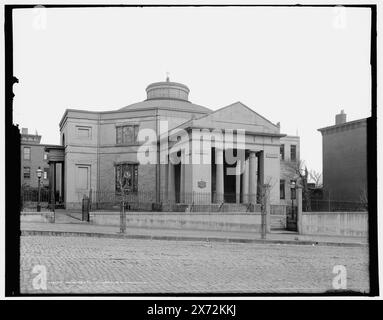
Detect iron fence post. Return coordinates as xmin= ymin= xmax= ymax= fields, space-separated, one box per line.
xmin=50 ymin=188 xmax=55 ymax=212
xmin=120 ymin=200 xmax=126 ymax=233
xmin=37 ymin=178 xmax=41 ymax=212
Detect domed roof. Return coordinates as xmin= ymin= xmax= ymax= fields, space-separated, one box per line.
xmin=119 ymin=78 xmax=212 ymax=114
xmin=146 ymin=80 xmax=190 ymax=101
xmin=119 ymin=99 xmax=211 ymax=114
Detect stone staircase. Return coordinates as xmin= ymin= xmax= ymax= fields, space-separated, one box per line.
xmin=271 ymin=214 xmax=287 ymax=230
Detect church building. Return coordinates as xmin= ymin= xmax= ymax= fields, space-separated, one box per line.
xmin=47 ymin=78 xmax=300 ymax=209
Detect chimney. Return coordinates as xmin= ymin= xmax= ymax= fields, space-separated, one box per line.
xmin=21 ymin=128 xmax=28 ymax=135
xmin=335 ymin=109 xmax=347 ymax=125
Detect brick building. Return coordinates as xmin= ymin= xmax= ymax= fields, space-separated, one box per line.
xmin=20 ymin=128 xmax=51 ymax=188
xmin=20 ymin=128 xmax=64 ymax=203
xmin=318 ymin=110 xmax=367 ymax=202
xmin=53 ymin=78 xmax=300 ymax=209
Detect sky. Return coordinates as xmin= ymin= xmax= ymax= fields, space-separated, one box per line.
xmin=12 ymin=6 xmax=372 ymax=174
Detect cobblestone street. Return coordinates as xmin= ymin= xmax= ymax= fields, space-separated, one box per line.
xmin=20 ymin=235 xmax=369 ymax=294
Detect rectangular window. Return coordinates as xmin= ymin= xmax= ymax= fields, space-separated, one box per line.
xmin=76 ymin=126 xmax=91 ymax=138
xmin=115 ymin=163 xmax=138 ymax=193
xmin=290 ymin=180 xmax=296 ymax=200
xmin=280 ymin=144 xmax=285 ymax=160
xmin=280 ymin=180 xmax=285 ymax=199
xmin=290 ymin=145 xmax=297 ymax=161
xmin=116 ymin=125 xmax=139 ymax=145
xmin=23 ymin=147 xmax=31 ymax=160
xmin=23 ymin=167 xmax=31 ymax=179
xmin=43 ymin=168 xmax=49 ymax=180
xmin=43 ymin=152 xmax=48 ymax=161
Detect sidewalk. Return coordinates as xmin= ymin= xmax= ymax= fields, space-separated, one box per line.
xmin=20 ymin=211 xmax=368 ymax=247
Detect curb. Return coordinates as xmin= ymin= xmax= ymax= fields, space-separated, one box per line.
xmin=21 ymin=230 xmax=367 ymax=247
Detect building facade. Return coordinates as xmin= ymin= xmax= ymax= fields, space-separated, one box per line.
xmin=20 ymin=128 xmax=65 ymax=206
xmin=318 ymin=110 xmax=367 ymax=202
xmin=54 ymin=79 xmax=300 ymax=209
xmin=279 ymin=135 xmax=300 ymax=205
xmin=20 ymin=128 xmax=53 ymax=188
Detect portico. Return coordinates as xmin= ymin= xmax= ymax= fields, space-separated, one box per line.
xmin=45 ymin=145 xmax=65 ymax=208
xmin=165 ymin=148 xmax=270 ymax=205
xmin=162 ymin=113 xmax=284 ymax=206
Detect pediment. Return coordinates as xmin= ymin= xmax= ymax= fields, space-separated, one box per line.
xmin=191 ymin=102 xmax=280 ymax=134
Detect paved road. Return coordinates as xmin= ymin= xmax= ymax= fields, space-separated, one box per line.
xmin=20 ymin=236 xmax=369 ymax=294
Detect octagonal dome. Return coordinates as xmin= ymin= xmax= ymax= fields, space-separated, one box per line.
xmin=119 ymin=79 xmax=211 ymax=114
xmin=146 ymin=80 xmax=190 ymax=101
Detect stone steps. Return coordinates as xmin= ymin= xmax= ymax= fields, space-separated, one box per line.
xmin=271 ymin=214 xmax=287 ymax=230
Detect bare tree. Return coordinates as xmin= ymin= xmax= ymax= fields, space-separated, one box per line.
xmin=257 ymin=177 xmax=275 ymax=239
xmin=116 ymin=167 xmax=132 ymax=233
xmin=309 ymin=170 xmax=322 ymax=188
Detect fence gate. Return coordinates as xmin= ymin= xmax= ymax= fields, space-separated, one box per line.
xmin=286 ymin=205 xmax=297 ymax=231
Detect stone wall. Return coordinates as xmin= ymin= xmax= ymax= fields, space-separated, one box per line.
xmin=301 ymin=211 xmax=368 ymax=237
xmin=90 ymin=211 xmax=262 ymax=233
xmin=21 ymin=212 xmax=55 ymax=223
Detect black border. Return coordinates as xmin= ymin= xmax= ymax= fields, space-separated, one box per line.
xmin=5 ymin=3 xmax=379 ymax=298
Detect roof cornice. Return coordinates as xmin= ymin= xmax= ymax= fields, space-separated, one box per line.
xmin=318 ymin=118 xmax=367 ymax=135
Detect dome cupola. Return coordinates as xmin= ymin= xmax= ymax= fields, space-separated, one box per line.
xmin=146 ymin=77 xmax=190 ymax=102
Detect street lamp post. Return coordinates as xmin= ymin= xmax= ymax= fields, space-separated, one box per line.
xmin=36 ymin=167 xmax=43 ymax=212
xmin=290 ymin=180 xmax=296 ymax=221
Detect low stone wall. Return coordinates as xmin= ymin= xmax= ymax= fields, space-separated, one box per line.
xmin=90 ymin=211 xmax=262 ymax=232
xmin=21 ymin=212 xmax=55 ymax=223
xmin=301 ymin=211 xmax=368 ymax=237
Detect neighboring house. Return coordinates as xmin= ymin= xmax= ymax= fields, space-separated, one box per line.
xmin=20 ymin=128 xmax=63 ymax=198
xmin=54 ymin=78 xmax=299 ymax=209
xmin=318 ymin=110 xmax=367 ymax=202
xmin=20 ymin=128 xmax=50 ymax=188
xmin=279 ymin=135 xmax=300 ymax=206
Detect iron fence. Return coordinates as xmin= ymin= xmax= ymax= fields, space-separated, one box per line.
xmin=75 ymin=190 xmax=266 ymax=212
xmin=20 ymin=187 xmax=53 ymax=211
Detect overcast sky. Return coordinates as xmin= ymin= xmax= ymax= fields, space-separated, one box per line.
xmin=12 ymin=6 xmax=371 ymax=174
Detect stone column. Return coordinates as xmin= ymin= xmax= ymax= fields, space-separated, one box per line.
xmin=235 ymin=160 xmax=241 ymax=204
xmin=258 ymin=151 xmax=264 ymax=184
xmin=249 ymin=151 xmax=258 ymax=204
xmin=49 ymin=162 xmax=55 ymax=207
xmin=241 ymin=158 xmax=249 ymax=203
xmin=61 ymin=162 xmax=65 ymax=204
xmin=296 ymin=186 xmax=303 ymax=234
xmin=215 ymin=148 xmax=224 ymax=203
xmin=180 ymin=150 xmax=185 ymax=203
xmin=168 ymin=158 xmax=176 ymax=203
xmin=163 ymin=162 xmax=169 ymax=202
